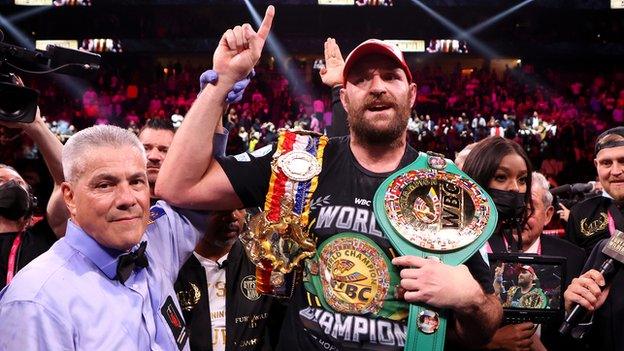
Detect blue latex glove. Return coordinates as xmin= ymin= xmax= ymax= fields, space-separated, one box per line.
xmin=199 ymin=69 xmax=255 ymax=104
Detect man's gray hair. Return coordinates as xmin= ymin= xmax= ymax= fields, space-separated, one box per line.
xmin=0 ymin=164 xmax=16 ymax=172
xmin=532 ymin=172 xmax=553 ymax=207
xmin=62 ymin=125 xmax=146 ymax=183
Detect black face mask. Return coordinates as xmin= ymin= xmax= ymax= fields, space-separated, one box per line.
xmin=487 ymin=188 xmax=526 ymax=224
xmin=0 ymin=180 xmax=31 ymax=221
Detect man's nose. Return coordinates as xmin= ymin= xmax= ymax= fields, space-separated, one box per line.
xmin=147 ymin=149 xmax=162 ymax=163
xmin=612 ymin=161 xmax=623 ymax=176
xmin=116 ymin=183 xmax=138 ymax=210
xmin=369 ymin=74 xmax=387 ymax=95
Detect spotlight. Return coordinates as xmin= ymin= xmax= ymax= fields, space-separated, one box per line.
xmin=243 ymin=1 xmax=309 ymax=96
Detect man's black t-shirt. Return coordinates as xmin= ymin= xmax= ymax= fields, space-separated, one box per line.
xmin=218 ymin=136 xmax=494 ymax=351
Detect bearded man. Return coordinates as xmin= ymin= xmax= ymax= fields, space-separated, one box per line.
xmin=157 ymin=6 xmax=501 ymax=350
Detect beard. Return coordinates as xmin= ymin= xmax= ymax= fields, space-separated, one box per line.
xmin=346 ymin=94 xmax=410 ymax=146
xmin=606 ymin=182 xmax=624 ymax=202
xmin=518 ymin=276 xmax=531 ymax=288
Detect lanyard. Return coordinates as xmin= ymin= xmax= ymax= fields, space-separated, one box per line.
xmin=6 ymin=232 xmax=23 ymax=285
xmin=485 ymin=236 xmax=542 ymax=255
xmin=608 ymin=210 xmax=616 ymax=236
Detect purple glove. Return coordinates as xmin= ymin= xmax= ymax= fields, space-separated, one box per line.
xmin=199 ymin=69 xmax=255 ymax=104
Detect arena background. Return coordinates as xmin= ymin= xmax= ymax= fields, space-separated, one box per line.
xmin=1 ymin=0 xmax=623 ymax=226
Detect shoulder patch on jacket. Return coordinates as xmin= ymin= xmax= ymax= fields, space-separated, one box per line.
xmin=148 ymin=206 xmax=166 ymax=224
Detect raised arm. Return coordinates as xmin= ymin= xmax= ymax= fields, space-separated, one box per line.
xmin=155 ymin=6 xmax=275 ymax=210
xmin=320 ymin=38 xmax=349 ymax=138
xmin=0 ymin=107 xmax=68 ymax=237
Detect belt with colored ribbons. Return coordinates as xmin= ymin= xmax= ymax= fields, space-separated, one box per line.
xmin=241 ymin=129 xmax=327 ymax=297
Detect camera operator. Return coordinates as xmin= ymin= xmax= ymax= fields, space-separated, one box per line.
xmin=0 ymin=107 xmax=68 ymax=289
xmin=551 ymin=181 xmax=601 ymax=213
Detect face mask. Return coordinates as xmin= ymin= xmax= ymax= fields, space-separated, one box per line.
xmin=0 ymin=180 xmax=31 ymax=221
xmin=487 ymin=188 xmax=526 ymax=224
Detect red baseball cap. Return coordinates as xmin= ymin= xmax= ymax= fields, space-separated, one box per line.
xmin=520 ymin=265 xmax=536 ymax=277
xmin=342 ymin=39 xmax=413 ymax=85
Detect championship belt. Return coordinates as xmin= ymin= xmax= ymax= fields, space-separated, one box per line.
xmin=240 ymin=129 xmax=328 ymax=297
xmin=373 ymin=152 xmax=498 ymax=351
xmin=518 ymin=288 xmax=548 ymax=309
xmin=303 ymin=232 xmax=408 ymax=322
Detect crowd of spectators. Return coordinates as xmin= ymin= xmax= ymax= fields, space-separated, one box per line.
xmin=3 ymin=59 xmax=624 ymax=204
xmin=409 ymin=63 xmax=624 ymax=186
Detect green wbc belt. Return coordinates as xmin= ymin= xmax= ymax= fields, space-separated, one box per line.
xmin=373 ymin=152 xmax=498 ymax=351
xmin=305 ymin=233 xmax=407 ymax=322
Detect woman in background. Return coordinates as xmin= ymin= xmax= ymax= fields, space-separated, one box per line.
xmin=463 ymin=136 xmax=533 ymax=251
xmin=463 ymin=136 xmax=585 ymax=351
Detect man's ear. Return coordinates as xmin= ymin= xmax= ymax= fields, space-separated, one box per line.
xmin=61 ymin=182 xmax=77 ymax=218
xmin=339 ymin=87 xmax=349 ymax=113
xmin=409 ymin=82 xmax=417 ymax=108
xmin=545 ymin=205 xmax=554 ymax=225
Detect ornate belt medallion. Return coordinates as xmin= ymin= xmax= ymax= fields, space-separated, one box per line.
xmin=241 ymin=129 xmax=328 ymax=297
xmin=374 ymin=152 xmax=498 ymax=351
xmin=384 ymin=169 xmax=490 ymax=251
xmin=303 ymin=233 xmax=407 ymax=321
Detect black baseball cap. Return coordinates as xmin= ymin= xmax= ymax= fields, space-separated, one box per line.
xmin=595 ymin=126 xmax=624 ymax=155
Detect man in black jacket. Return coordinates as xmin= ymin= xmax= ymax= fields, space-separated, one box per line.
xmin=564 ymin=127 xmax=624 ymax=255
xmin=563 ymin=127 xmax=624 ymax=350
xmin=175 ymin=209 xmax=283 ymax=351
xmin=138 ymin=119 xmax=175 ymax=205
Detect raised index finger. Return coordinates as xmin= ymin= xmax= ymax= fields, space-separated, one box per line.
xmin=257 ymin=5 xmax=275 ymax=40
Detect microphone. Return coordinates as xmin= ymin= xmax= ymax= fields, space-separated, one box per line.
xmin=571 ymin=182 xmax=595 ymax=193
xmin=549 ymin=184 xmax=570 ymax=196
xmin=216 ymin=260 xmax=228 ymax=269
xmin=559 ymin=230 xmax=624 ymax=336
xmin=550 ymin=182 xmax=595 ymax=196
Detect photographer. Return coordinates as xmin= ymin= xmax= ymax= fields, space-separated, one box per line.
xmin=0 ymin=106 xmax=68 ymax=289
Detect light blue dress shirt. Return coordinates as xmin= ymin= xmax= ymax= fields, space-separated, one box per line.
xmin=0 ymin=201 xmax=208 ymax=351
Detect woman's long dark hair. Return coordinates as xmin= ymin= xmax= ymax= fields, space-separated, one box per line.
xmin=462 ymin=136 xmax=534 ymax=245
